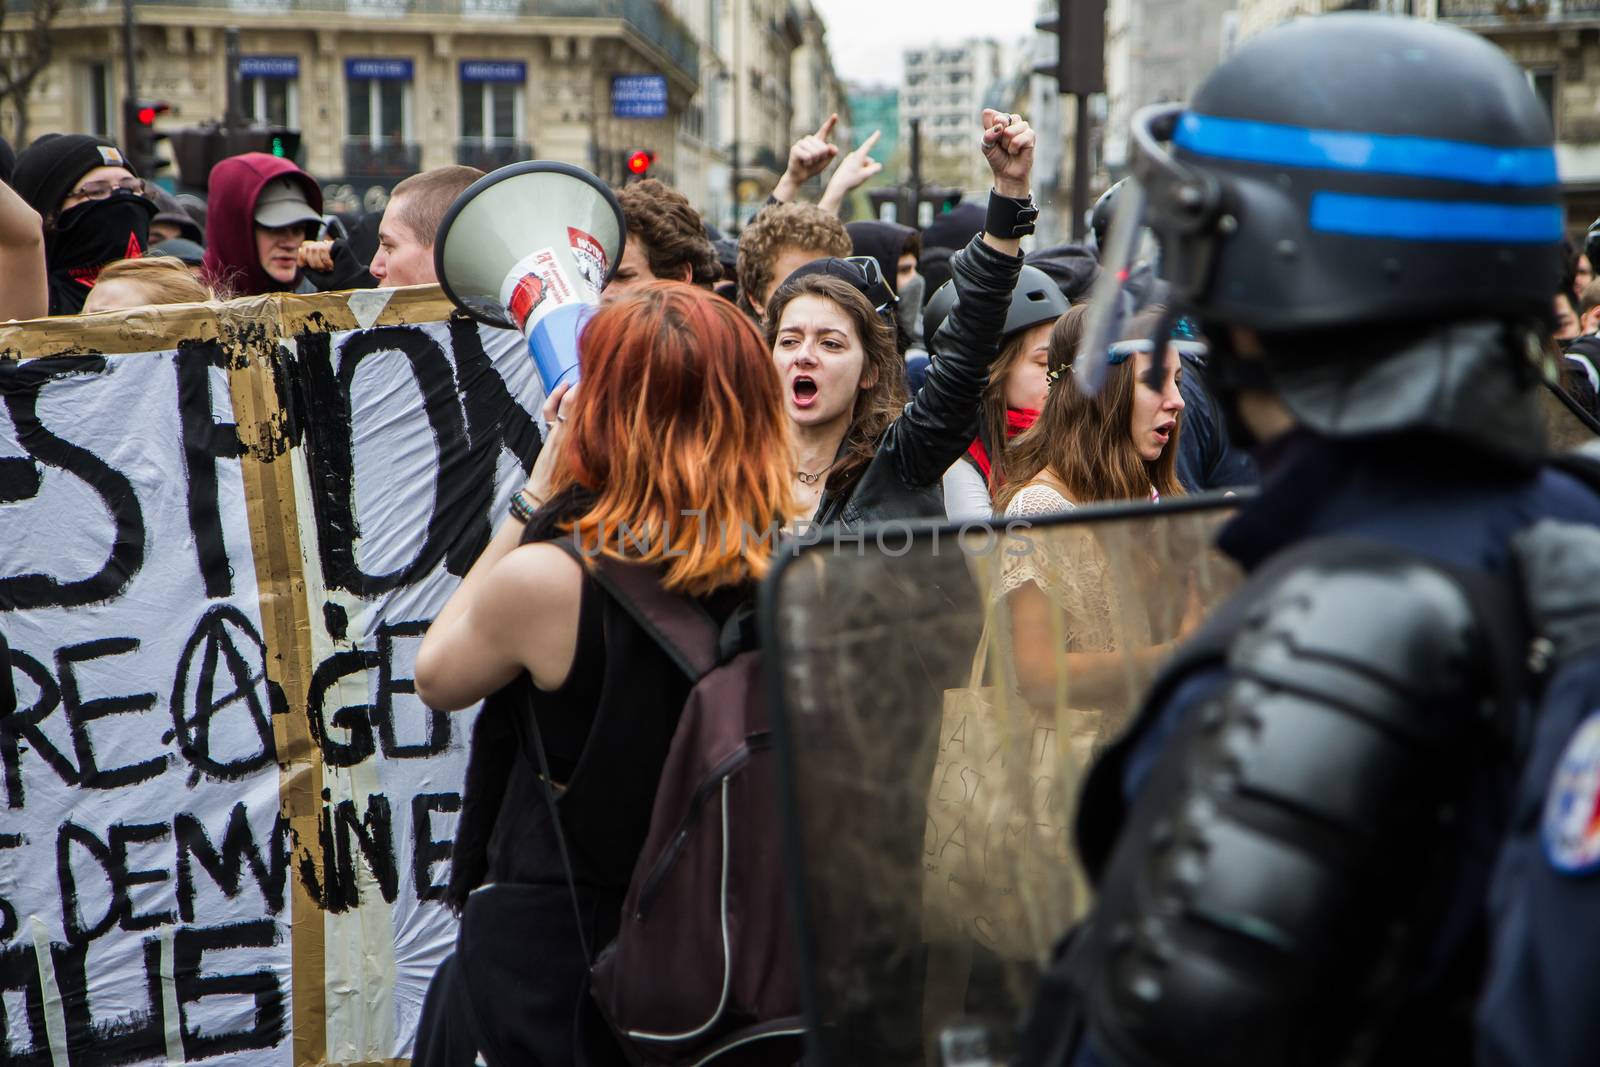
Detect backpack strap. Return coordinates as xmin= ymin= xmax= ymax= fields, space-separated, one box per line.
xmin=551 ymin=536 xmax=723 ymax=680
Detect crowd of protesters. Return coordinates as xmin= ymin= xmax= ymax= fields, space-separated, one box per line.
xmin=8 ymin=47 xmax=1600 ymax=1062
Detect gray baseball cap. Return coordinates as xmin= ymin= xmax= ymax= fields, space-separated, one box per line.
xmin=254 ymin=176 xmax=321 ymax=230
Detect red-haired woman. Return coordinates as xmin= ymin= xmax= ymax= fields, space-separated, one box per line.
xmin=411 ymin=283 xmax=794 ymax=1066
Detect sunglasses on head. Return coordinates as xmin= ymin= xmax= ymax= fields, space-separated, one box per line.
xmin=840 ymin=255 xmax=897 ymax=315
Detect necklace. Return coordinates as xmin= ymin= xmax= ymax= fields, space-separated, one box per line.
xmin=796 ymin=458 xmax=841 ymax=486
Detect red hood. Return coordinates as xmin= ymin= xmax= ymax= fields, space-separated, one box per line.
xmin=202 ymin=153 xmax=323 ymax=297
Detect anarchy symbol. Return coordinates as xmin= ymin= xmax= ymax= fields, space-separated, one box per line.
xmin=170 ymin=604 xmax=279 ymax=786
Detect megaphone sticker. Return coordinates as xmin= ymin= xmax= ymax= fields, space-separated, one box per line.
xmin=502 ymin=248 xmax=577 ymax=333
xmin=568 ymin=226 xmax=608 ymax=296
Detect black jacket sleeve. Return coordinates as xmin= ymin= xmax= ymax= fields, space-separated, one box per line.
xmin=879 ymin=233 xmax=1022 ymax=489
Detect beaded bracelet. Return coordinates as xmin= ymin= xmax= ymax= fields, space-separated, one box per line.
xmin=509 ymin=490 xmax=543 ymax=524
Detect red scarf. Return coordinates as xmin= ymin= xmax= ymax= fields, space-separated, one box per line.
xmin=966 ymin=408 xmax=1039 ymax=483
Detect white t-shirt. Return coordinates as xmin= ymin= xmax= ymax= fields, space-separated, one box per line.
xmin=942 ymin=459 xmax=995 ymax=523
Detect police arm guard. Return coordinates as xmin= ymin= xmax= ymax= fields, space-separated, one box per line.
xmin=1075 ymin=551 xmax=1498 ymax=1067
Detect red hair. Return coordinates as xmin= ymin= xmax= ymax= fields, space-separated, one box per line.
xmin=544 ymin=283 xmax=794 ymax=594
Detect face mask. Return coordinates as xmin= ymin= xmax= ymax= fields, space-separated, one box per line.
xmin=48 ymin=191 xmax=155 ymax=288
xmin=896 ymin=273 xmax=926 ymax=343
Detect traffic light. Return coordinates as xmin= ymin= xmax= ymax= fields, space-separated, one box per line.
xmin=168 ymin=124 xmax=302 ymax=192
xmin=626 ymin=149 xmax=656 ymax=179
xmin=1036 ymin=0 xmax=1107 ymax=97
xmin=125 ymin=99 xmax=173 ymax=176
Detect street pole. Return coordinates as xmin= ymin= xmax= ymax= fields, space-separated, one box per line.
xmin=1071 ymin=92 xmax=1090 ymax=243
xmin=728 ymin=0 xmax=741 ymax=232
xmin=121 ymin=0 xmax=136 ymax=148
xmin=908 ymin=116 xmax=922 ymax=229
xmin=224 ymin=27 xmax=243 ymax=130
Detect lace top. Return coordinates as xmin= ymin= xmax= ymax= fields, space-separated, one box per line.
xmin=998 ymin=480 xmax=1152 ymax=657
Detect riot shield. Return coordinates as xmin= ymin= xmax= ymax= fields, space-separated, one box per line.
xmin=762 ymin=497 xmax=1244 ymax=1065
xmin=1543 ymin=378 xmax=1600 ymax=453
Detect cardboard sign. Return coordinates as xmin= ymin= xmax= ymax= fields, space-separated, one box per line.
xmin=0 ymin=286 xmax=542 ymax=1065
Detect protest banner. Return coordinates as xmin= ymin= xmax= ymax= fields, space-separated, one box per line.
xmin=0 ymin=285 xmax=541 ymax=1065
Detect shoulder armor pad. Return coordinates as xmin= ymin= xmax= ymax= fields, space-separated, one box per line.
xmin=1080 ymin=552 xmax=1499 ymax=1067
xmin=1515 ymin=519 xmax=1600 ymax=661
xmin=1231 ymin=556 xmax=1496 ymax=742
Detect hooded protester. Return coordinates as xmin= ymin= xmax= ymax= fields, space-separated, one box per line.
xmin=12 ymin=134 xmax=154 ymax=315
xmin=846 ymin=219 xmax=924 ymax=348
xmin=147 ymin=184 xmax=204 ymax=246
xmin=203 ymin=153 xmax=325 ymax=297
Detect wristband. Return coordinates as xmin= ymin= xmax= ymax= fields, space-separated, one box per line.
xmin=509 ymin=490 xmax=542 ymax=524
xmin=984 ymin=190 xmax=1038 ymax=239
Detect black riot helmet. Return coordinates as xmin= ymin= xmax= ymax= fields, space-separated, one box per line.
xmin=1081 ymin=14 xmax=1563 ymax=458
xmin=923 ymin=264 xmax=1069 ymax=355
xmin=1087 ymin=179 xmax=1125 ymax=260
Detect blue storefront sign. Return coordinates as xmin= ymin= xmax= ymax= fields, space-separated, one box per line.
xmin=345 ymin=57 xmax=414 ymax=81
xmin=460 ymin=60 xmax=526 ymax=83
xmin=612 ymin=74 xmax=668 ymax=119
xmin=240 ymin=55 xmax=300 ymax=79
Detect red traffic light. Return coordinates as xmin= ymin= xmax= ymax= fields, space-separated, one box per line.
xmin=627 ymin=150 xmax=654 ymax=175
xmin=133 ymin=101 xmax=170 ymax=126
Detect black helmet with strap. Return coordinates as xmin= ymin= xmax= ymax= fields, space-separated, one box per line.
xmin=923 ymin=264 xmax=1069 ymax=356
xmin=1091 ymin=14 xmax=1562 ymax=459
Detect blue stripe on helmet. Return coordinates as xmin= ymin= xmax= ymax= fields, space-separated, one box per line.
xmin=1310 ymin=192 xmax=1564 ymax=243
xmin=1175 ymin=113 xmax=1559 ymax=188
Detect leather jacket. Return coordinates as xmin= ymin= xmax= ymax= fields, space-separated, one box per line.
xmin=813 ymin=232 xmax=1023 ymax=528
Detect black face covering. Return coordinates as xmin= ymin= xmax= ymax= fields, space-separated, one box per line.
xmin=46 ymin=192 xmax=155 ymax=313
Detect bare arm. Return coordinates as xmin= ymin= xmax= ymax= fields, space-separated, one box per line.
xmin=415 ymin=384 xmax=583 ymax=709
xmin=818 ymin=130 xmax=883 ymax=215
xmin=1008 ymin=581 xmax=1176 ymax=713
xmin=0 ymin=181 xmax=46 ymax=321
xmin=772 ymin=113 xmax=839 ymax=204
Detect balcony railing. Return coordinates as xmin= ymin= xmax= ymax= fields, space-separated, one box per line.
xmin=42 ymin=0 xmax=699 ymax=81
xmin=343 ymin=139 xmax=423 ymax=178
xmin=455 ymin=139 xmax=533 ymax=170
xmin=1439 ymin=0 xmax=1600 ymax=21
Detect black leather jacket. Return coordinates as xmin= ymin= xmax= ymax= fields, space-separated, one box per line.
xmin=813 ymin=233 xmax=1022 ymax=528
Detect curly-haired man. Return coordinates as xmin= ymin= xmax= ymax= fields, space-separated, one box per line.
xmin=734 ymin=201 xmax=851 ymax=320
xmin=604 ymin=179 xmax=721 ymax=302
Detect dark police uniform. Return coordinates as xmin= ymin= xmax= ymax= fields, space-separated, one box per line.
xmin=1018 ymin=13 xmax=1600 ymax=1066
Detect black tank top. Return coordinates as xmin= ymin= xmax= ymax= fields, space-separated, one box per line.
xmin=481 ymin=522 xmax=752 ymax=905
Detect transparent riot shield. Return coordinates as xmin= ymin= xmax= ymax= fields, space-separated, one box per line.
xmin=1543 ymin=379 xmax=1600 ymax=453
xmin=762 ymin=497 xmax=1244 ymax=1065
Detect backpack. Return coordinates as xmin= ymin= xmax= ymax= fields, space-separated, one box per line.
xmin=533 ymin=543 xmax=805 ymax=1066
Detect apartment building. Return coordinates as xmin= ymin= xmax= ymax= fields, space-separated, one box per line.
xmin=900 ymin=38 xmax=1004 ymax=193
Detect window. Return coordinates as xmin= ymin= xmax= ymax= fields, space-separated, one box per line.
xmin=348 ymin=77 xmax=410 ymax=142
xmin=82 ymin=62 xmax=111 ymax=137
xmin=244 ymin=77 xmax=297 ymax=127
xmin=1529 ymin=69 xmax=1556 ymax=126
xmin=240 ymin=57 xmax=300 ymax=128
xmin=461 ymin=81 xmax=520 ymax=143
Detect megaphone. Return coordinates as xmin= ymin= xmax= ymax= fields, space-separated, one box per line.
xmin=434 ymin=160 xmax=626 ymax=393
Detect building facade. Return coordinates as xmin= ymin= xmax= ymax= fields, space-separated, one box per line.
xmin=2 ymin=0 xmax=703 ymax=204
xmin=900 ymin=38 xmax=1003 ymax=193
xmin=0 ymin=0 xmax=840 ymax=229
xmin=1102 ymin=0 xmax=1237 ymax=184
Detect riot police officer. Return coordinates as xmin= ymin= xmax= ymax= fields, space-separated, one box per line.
xmin=1019 ymin=14 xmax=1600 ymax=1066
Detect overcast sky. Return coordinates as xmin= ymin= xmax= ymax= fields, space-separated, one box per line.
xmin=810 ymin=0 xmax=1041 ymax=88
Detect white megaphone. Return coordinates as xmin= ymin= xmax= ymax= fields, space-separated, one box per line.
xmin=434 ymin=160 xmax=626 ymax=393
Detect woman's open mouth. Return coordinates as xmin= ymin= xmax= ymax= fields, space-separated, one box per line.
xmin=792 ymin=376 xmax=818 ymax=409
xmin=1153 ymin=421 xmax=1175 ymax=446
